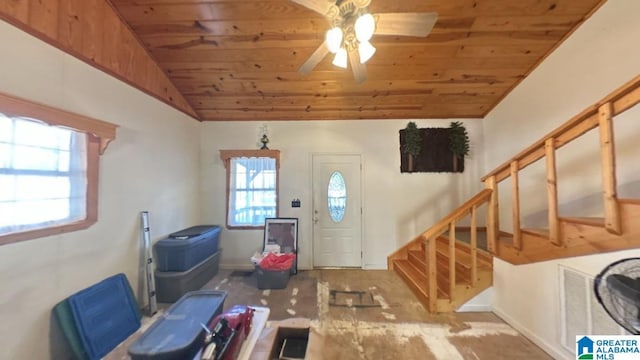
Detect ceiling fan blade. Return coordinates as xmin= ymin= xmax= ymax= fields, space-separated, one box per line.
xmin=298 ymin=41 xmax=329 ymax=75
xmin=375 ymin=12 xmax=438 ymax=37
xmin=290 ymin=0 xmax=334 ymax=16
xmin=348 ymin=47 xmax=367 ymax=84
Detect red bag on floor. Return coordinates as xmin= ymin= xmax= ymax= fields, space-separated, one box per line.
xmin=259 ymin=252 xmax=296 ymax=271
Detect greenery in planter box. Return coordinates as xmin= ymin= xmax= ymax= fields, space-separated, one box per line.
xmin=449 ymin=121 xmax=470 ymax=172
xmin=402 ymin=121 xmax=422 ymax=172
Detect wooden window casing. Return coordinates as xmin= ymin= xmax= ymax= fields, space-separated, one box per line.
xmin=0 ymin=92 xmax=117 ymax=245
xmin=220 ymin=150 xmax=280 ymax=230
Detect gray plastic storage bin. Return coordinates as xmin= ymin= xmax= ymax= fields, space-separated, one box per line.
xmin=155 ymin=250 xmax=220 ymax=302
xmin=255 ymin=265 xmax=290 ymax=290
xmin=128 ymin=290 xmax=227 ymax=360
xmin=154 ymin=225 xmax=220 ymax=272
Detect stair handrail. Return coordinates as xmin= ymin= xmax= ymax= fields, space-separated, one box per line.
xmin=481 ymin=74 xmax=640 ymax=250
xmin=420 ymin=189 xmax=493 ymax=241
xmin=423 ymin=189 xmax=492 ymax=309
xmin=388 ymin=189 xmax=493 ymax=267
xmin=481 ymin=75 xmax=640 ymax=184
xmin=388 ymin=189 xmax=494 ymax=312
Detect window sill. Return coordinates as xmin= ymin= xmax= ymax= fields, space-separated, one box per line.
xmin=0 ymin=217 xmax=97 ymax=246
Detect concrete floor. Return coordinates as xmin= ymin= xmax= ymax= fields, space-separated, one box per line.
xmin=108 ymin=269 xmax=552 ymax=359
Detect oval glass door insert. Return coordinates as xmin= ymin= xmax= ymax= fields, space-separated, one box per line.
xmin=327 ymin=171 xmax=347 ymax=223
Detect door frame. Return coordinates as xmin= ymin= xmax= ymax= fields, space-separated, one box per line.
xmin=310 ymin=152 xmax=365 ymax=268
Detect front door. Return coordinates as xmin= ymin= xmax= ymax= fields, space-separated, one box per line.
xmin=312 ymin=154 xmax=362 ymax=267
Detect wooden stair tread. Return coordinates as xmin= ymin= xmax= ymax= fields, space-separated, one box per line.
xmin=521 ymin=228 xmax=549 ymax=238
xmin=408 ymin=249 xmax=426 ymax=270
xmin=560 ymin=216 xmax=605 ymax=227
xmin=435 ymin=261 xmax=472 ymax=286
xmin=619 ymin=198 xmax=640 ymax=205
xmin=435 ymin=241 xmax=492 ymax=269
xmin=498 ymin=231 xmax=514 ymax=245
xmin=436 ymin=236 xmax=493 ymax=263
xmin=394 ymin=259 xmax=447 ymax=299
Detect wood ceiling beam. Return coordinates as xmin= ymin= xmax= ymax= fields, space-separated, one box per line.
xmin=189 ymin=93 xmax=502 ymax=107
xmin=198 ymin=103 xmax=488 ymax=121
xmin=113 ymin=1 xmax=604 ymax=23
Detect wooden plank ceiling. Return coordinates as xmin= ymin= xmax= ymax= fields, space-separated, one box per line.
xmin=2 ymin=0 xmax=605 ymax=121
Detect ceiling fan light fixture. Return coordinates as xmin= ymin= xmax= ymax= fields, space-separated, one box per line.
xmin=358 ymin=40 xmax=376 ymax=64
xmin=354 ymin=13 xmax=375 ymax=42
xmin=332 ymin=47 xmax=348 ymax=68
xmin=325 ymin=27 xmax=343 ymax=53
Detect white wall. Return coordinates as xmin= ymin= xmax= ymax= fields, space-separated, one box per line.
xmin=200 ymin=119 xmax=485 ymax=270
xmin=483 ymin=1 xmax=640 ymax=359
xmin=0 ymin=21 xmax=202 ymax=359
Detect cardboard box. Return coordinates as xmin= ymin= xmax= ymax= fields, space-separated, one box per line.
xmin=249 ymin=318 xmax=324 ymax=360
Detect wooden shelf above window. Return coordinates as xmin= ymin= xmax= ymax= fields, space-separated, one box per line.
xmin=219 ymin=149 xmax=280 ymax=168
xmin=0 ymin=91 xmax=118 ymax=154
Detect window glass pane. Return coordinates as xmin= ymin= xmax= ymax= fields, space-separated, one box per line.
xmin=0 ymin=113 xmax=11 ymax=142
xmin=56 ymin=128 xmax=72 ymax=151
xmin=0 ymin=175 xmax=14 ymax=201
xmin=228 ymin=156 xmax=277 ymax=226
xmin=0 ymin=117 xmax=87 ymax=236
xmin=14 ymin=198 xmax=69 ymax=226
xmin=0 ymin=202 xmax=14 ymax=228
xmin=15 ymin=175 xmax=70 ymax=201
xmin=328 ymin=171 xmax=347 ymax=223
xmin=234 ymin=162 xmax=247 ymax=189
xmin=14 ymin=117 xmax=71 ymax=149
xmin=0 ymin=143 xmax=10 ymax=168
xmin=12 ymin=145 xmax=61 ymax=171
xmin=58 ymin=150 xmax=70 ymax=172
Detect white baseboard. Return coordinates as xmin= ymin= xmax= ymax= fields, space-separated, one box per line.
xmin=493 ymin=306 xmax=572 ymax=360
xmin=457 ymin=304 xmax=493 ymax=312
xmin=363 ymin=264 xmax=387 ymax=270
xmin=220 ymin=263 xmax=254 ymax=271
xmin=457 ymin=287 xmax=493 ymax=312
xmin=221 ymin=263 xmax=387 ymax=271
xmin=220 ymin=263 xmax=312 ymax=271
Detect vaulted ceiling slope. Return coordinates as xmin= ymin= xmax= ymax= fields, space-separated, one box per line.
xmin=1 ymin=1 xmax=605 ymax=121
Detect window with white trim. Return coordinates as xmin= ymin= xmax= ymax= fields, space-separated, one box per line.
xmin=0 ymin=115 xmax=88 ymax=235
xmin=220 ymin=150 xmax=280 ymax=228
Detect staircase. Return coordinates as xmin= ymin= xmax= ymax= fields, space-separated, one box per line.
xmin=388 ymin=75 xmax=640 ymax=313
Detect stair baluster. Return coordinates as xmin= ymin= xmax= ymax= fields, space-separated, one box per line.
xmin=470 ymin=206 xmax=478 ymax=286
xmin=486 ymin=175 xmax=499 ymax=254
xmin=448 ymin=222 xmax=456 ymax=299
xmin=427 ymin=235 xmax=437 ymax=312
xmin=389 ymin=74 xmax=640 ymax=313
xmin=510 ymin=161 xmax=522 ymax=250
xmin=598 ymin=102 xmax=621 ymax=234
xmin=545 ymin=137 xmax=561 ymax=245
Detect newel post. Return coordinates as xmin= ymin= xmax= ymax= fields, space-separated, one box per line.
xmin=485 ymin=176 xmax=499 ymax=254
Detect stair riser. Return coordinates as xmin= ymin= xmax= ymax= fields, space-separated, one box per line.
xmin=435 ymin=243 xmax=492 ymax=267
xmin=437 ymin=237 xmax=493 ymax=263
xmin=395 ymin=266 xmax=430 ymax=309
xmin=408 ymin=251 xmax=426 ymax=271
xmin=449 ymin=245 xmax=493 ymax=264
xmin=435 ymin=263 xmax=471 ymax=285
xmin=496 ymin=201 xmax=640 ymax=264
xmin=435 ymin=252 xmax=474 ymax=274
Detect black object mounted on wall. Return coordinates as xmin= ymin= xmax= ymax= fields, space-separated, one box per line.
xmin=399 ymin=127 xmax=466 ymax=173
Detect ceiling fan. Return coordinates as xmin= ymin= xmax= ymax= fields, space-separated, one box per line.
xmin=292 ymin=0 xmax=438 ymax=83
